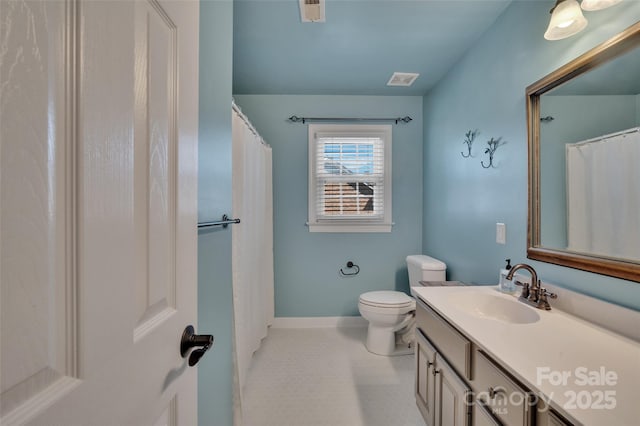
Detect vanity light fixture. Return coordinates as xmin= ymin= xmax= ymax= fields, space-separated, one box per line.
xmin=580 ymin=0 xmax=622 ymax=11
xmin=544 ymin=0 xmax=623 ymax=40
xmin=544 ymin=0 xmax=588 ymax=40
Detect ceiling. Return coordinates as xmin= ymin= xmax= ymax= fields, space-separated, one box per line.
xmin=232 ymin=0 xmax=512 ymax=96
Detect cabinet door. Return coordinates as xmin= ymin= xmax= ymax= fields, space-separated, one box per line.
xmin=475 ymin=400 xmax=502 ymax=426
xmin=537 ymin=406 xmax=574 ymax=426
xmin=435 ymin=353 xmax=471 ymax=426
xmin=416 ymin=329 xmax=437 ymax=426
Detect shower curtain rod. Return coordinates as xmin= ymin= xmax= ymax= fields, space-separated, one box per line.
xmin=288 ymin=115 xmax=412 ymax=124
xmin=570 ymin=126 xmax=640 ymax=147
xmin=232 ymin=100 xmax=270 ymax=147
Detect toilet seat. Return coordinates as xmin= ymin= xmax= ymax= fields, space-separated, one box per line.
xmin=359 ymin=291 xmax=414 ymax=309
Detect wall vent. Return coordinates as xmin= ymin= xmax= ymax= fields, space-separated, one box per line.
xmin=299 ymin=0 xmax=325 ymax=23
xmin=387 ymin=72 xmax=420 ymax=87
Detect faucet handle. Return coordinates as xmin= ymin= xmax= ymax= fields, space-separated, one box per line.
xmin=540 ymin=288 xmax=557 ymax=299
xmin=537 ymin=288 xmax=558 ymax=310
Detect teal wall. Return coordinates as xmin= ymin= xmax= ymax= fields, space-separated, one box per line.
xmin=233 ymin=95 xmax=423 ymax=317
xmin=539 ymin=95 xmax=638 ymax=248
xmin=422 ymin=1 xmax=640 ymax=310
xmin=198 ymin=1 xmax=234 ymax=425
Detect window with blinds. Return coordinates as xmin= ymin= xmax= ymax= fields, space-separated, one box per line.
xmin=308 ymin=124 xmax=392 ymax=232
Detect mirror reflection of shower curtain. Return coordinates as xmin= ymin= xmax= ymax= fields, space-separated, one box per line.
xmin=231 ymin=105 xmax=274 ymax=424
xmin=566 ymin=128 xmax=640 ymax=261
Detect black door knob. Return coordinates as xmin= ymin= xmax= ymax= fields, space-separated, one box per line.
xmin=180 ymin=325 xmax=214 ymax=366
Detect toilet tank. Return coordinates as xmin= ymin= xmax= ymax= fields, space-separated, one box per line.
xmin=406 ymin=255 xmax=446 ymax=286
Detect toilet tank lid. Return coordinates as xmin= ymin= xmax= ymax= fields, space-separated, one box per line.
xmin=406 ymin=255 xmax=446 ymax=271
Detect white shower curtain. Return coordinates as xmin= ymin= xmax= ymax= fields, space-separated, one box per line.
xmin=566 ymin=128 xmax=640 ymax=261
xmin=231 ymin=104 xmax=274 ymax=423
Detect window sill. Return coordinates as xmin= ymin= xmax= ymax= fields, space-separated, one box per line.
xmin=306 ymin=222 xmax=393 ymax=233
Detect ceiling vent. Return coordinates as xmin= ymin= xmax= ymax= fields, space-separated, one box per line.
xmin=299 ymin=0 xmax=325 ymax=23
xmin=387 ymin=72 xmax=420 ymax=87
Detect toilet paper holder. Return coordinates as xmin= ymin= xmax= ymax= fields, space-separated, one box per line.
xmin=340 ymin=261 xmax=360 ymax=277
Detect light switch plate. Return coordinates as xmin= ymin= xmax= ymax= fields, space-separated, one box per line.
xmin=496 ymin=222 xmax=506 ymax=244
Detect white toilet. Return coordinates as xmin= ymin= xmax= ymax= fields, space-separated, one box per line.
xmin=358 ymin=255 xmax=446 ymax=356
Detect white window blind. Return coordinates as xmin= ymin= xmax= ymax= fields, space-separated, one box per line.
xmin=308 ymin=124 xmax=392 ymax=233
xmin=315 ymin=136 xmax=384 ymax=219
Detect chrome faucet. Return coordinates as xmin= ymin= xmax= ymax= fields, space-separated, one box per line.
xmin=506 ymin=263 xmax=557 ymax=310
xmin=506 ymin=263 xmax=539 ymax=300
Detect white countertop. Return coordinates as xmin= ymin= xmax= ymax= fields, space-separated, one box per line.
xmin=411 ymin=285 xmax=640 ymax=426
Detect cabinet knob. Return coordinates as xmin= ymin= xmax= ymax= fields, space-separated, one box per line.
xmin=488 ymin=386 xmax=506 ymax=399
xmin=432 ymin=368 xmax=440 ymax=376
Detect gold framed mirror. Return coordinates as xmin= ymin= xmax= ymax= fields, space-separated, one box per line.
xmin=527 ymin=21 xmax=640 ymax=283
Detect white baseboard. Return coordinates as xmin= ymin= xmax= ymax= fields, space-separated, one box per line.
xmin=271 ymin=316 xmax=368 ymax=329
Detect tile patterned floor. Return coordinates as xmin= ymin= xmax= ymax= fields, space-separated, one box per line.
xmin=242 ymin=327 xmax=427 ymax=426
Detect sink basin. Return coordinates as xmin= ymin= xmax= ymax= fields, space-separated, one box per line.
xmin=449 ymin=291 xmax=540 ymax=324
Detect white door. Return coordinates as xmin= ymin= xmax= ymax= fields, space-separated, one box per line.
xmin=0 ymin=0 xmax=200 ymax=425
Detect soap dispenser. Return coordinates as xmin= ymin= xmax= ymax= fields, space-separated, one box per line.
xmin=499 ymin=259 xmax=515 ymax=293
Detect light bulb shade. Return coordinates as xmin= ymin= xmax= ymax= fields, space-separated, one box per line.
xmin=544 ymin=0 xmax=588 ymax=40
xmin=580 ymin=0 xmax=622 ymax=11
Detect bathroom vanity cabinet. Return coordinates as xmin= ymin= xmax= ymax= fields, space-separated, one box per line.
xmin=415 ymin=296 xmax=572 ymax=426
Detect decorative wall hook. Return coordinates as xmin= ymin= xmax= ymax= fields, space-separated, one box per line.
xmin=340 ymin=261 xmax=360 ymax=277
xmin=461 ymin=129 xmax=478 ymax=158
xmin=481 ymin=137 xmax=507 ymax=169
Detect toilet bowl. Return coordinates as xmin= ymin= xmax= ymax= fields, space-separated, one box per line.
xmin=358 ymin=255 xmax=447 ymax=356
xmin=358 ymin=291 xmax=416 ymax=356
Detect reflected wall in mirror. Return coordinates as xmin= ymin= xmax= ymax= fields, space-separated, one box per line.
xmin=527 ymin=21 xmax=640 ymax=283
